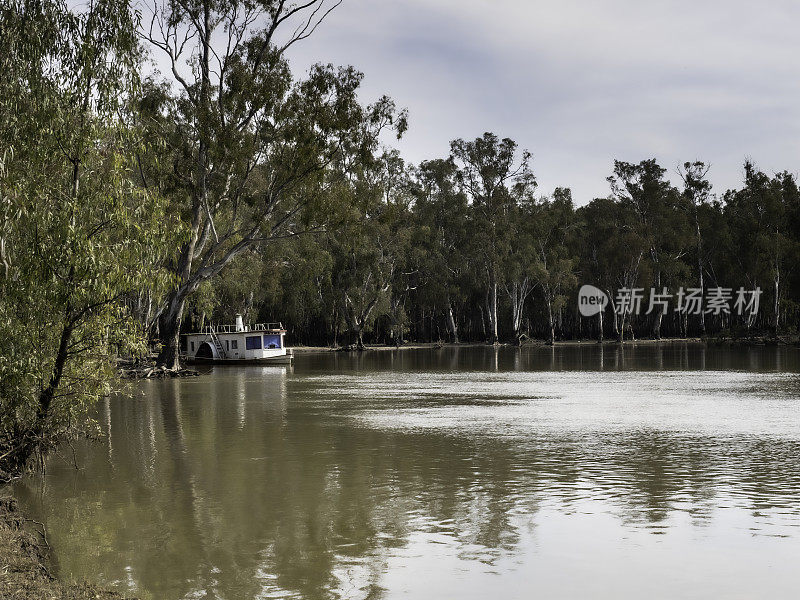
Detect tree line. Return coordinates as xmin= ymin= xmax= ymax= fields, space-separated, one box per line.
xmin=2 ymin=0 xmax=799 ymax=478
xmin=198 ymin=146 xmax=800 ymax=349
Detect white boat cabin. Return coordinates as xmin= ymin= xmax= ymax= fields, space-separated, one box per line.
xmin=183 ymin=315 xmax=291 ymax=363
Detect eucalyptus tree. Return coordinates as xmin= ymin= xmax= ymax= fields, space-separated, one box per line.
xmin=578 ymin=197 xmax=646 ymax=342
xmin=207 ymin=249 xmax=268 ymax=323
xmin=528 ymin=188 xmax=579 ymax=345
xmin=451 ymin=133 xmax=535 ymax=344
xmin=411 ymin=159 xmax=470 ymax=343
xmin=724 ymin=163 xmax=800 ymax=334
xmin=608 ymin=159 xmax=691 ymax=338
xmin=502 ymin=199 xmax=538 ymax=344
xmin=0 ymin=0 xmax=169 ymax=478
xmin=140 ymin=0 xmax=406 ymax=367
xmin=328 ymin=157 xmax=411 ymax=349
xmin=379 ymin=151 xmax=416 ymax=345
xmin=254 ymin=234 xmax=335 ymax=345
xmin=679 ymin=161 xmax=712 ymax=334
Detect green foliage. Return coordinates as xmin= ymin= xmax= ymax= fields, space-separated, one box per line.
xmin=527 ymin=188 xmax=579 ymax=341
xmin=449 ymin=133 xmax=536 ymax=342
xmin=409 ymin=158 xmax=471 ymax=325
xmin=0 ymin=0 xmax=171 ymax=478
xmin=722 ymin=163 xmax=800 ymax=331
xmin=139 ymin=0 xmax=406 ymax=365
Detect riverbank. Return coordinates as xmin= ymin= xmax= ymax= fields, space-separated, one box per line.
xmin=290 ymin=337 xmax=707 ymax=353
xmin=117 ymin=357 xmax=200 ymax=379
xmin=289 ymin=334 xmax=798 ymax=353
xmin=0 ymin=495 xmax=132 ymax=599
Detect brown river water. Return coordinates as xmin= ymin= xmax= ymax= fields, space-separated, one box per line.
xmin=13 ymin=344 xmax=800 ymax=599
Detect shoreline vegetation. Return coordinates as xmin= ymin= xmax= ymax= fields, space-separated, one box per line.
xmin=0 ymin=496 xmax=133 ymax=600
xmin=293 ymin=335 xmax=795 ymax=352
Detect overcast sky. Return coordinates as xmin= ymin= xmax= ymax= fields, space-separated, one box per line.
xmin=283 ymin=0 xmax=800 ymax=204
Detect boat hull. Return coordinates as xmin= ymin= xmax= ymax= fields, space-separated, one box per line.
xmin=185 ymin=354 xmax=293 ymax=365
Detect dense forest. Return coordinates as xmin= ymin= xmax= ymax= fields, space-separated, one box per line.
xmin=2 ymin=0 xmax=800 ymax=477
xmin=196 ymin=150 xmax=800 ymax=348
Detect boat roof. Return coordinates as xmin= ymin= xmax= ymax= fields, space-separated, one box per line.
xmin=183 ymin=323 xmax=286 ymax=336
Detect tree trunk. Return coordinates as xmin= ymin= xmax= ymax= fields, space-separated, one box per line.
xmin=487 ymin=279 xmax=499 ymax=344
xmin=356 ymin=328 xmax=365 ymax=350
xmin=546 ymin=299 xmax=555 ymax=345
xmin=696 ymin=219 xmax=706 ymax=335
xmin=157 ymin=291 xmax=187 ymax=370
xmin=3 ymin=318 xmax=76 ymax=478
xmin=773 ymin=268 xmax=780 ymax=335
xmin=510 ymin=290 xmax=522 ymax=344
xmin=597 ymin=307 xmax=604 ymax=344
xmin=446 ymin=300 xmax=459 ymax=344
xmin=653 ymin=305 xmax=664 ymax=340
xmin=652 ymin=271 xmax=663 ymax=339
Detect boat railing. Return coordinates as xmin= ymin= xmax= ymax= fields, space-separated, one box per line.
xmin=197 ymin=322 xmax=284 ymax=334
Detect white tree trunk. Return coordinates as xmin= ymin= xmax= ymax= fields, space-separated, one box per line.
xmin=446 ymin=301 xmax=459 ymax=344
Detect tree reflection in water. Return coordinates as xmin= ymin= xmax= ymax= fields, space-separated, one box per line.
xmin=14 ymin=344 xmax=800 ymax=599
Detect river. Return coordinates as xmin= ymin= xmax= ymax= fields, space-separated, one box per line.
xmin=14 ymin=344 xmax=800 ymax=599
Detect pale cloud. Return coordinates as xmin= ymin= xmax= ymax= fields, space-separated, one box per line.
xmin=283 ymin=0 xmax=800 ymax=202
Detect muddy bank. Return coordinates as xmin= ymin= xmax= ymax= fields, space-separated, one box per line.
xmin=292 ymin=335 xmax=800 ymax=353
xmin=0 ymin=494 xmax=133 ymax=599
xmin=290 ymin=338 xmax=708 ymax=352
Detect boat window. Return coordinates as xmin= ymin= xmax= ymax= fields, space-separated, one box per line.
xmin=190 ymin=341 xmax=194 ymax=351
xmin=263 ymin=334 xmax=281 ymax=349
xmin=231 ymin=340 xmax=238 ymax=350
xmin=245 ymin=336 xmax=262 ymax=350
xmin=226 ymin=340 xmax=229 ymax=351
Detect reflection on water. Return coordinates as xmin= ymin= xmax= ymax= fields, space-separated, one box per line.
xmin=13 ymin=344 xmax=800 ymax=599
